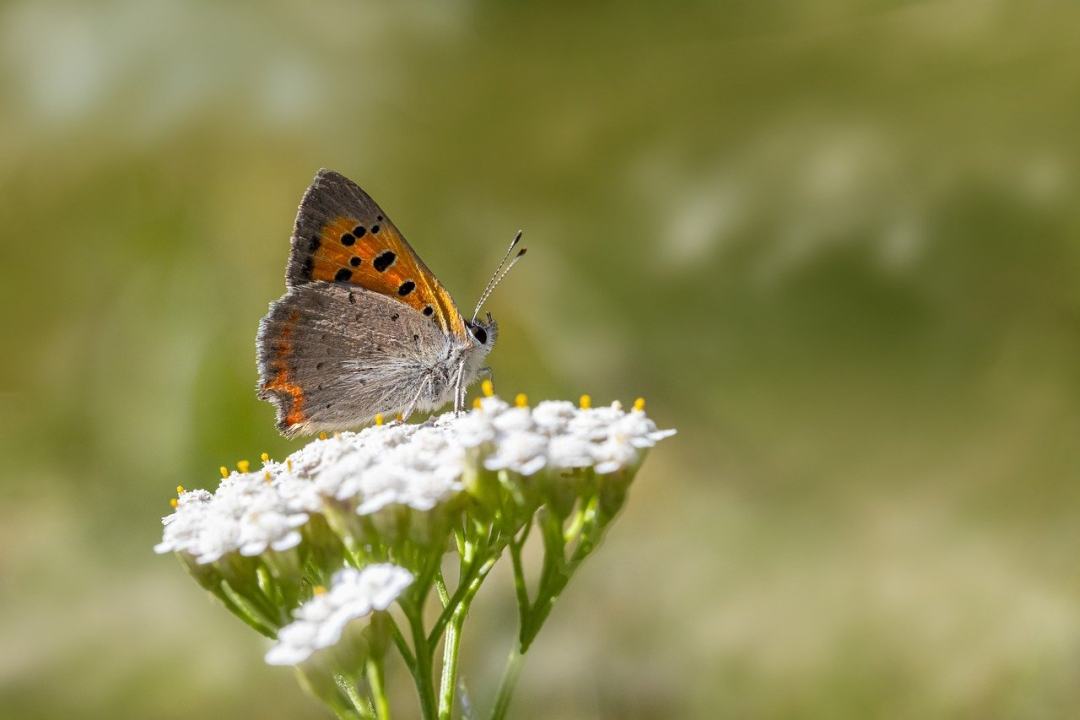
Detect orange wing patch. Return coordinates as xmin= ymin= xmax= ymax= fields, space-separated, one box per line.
xmin=261 ymin=310 xmax=306 ymax=432
xmin=304 ymin=215 xmax=465 ymax=337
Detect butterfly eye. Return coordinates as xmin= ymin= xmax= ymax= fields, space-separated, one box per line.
xmin=470 ymin=324 xmax=488 ymax=345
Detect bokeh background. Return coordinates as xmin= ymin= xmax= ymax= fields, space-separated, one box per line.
xmin=4 ymin=1 xmax=1080 ymax=718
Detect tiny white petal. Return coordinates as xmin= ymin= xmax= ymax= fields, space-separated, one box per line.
xmin=478 ymin=396 xmax=510 ymax=414
xmin=531 ymin=401 xmax=577 ymax=434
xmin=450 ymin=414 xmax=496 ymax=447
xmin=270 ymin=531 xmax=303 ymax=552
xmin=484 ymin=432 xmax=549 ymax=476
xmin=591 ymin=435 xmax=641 ymax=474
xmin=265 ymin=643 xmax=314 ymax=666
xmin=548 ymin=435 xmax=595 ymax=468
xmin=492 ymin=407 xmax=534 ymax=433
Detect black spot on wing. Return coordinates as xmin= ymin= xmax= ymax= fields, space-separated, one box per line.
xmin=374 ymin=251 xmax=396 ymax=272
xmin=335 ymin=268 xmax=353 ymax=282
xmin=398 ymin=280 xmax=415 ymax=296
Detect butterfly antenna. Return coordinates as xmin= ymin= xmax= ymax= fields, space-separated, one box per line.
xmin=480 ymin=231 xmax=522 ymax=299
xmin=472 ymin=230 xmax=526 ymax=322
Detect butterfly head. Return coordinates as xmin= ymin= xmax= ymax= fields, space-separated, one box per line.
xmin=465 ymin=312 xmax=498 ymax=349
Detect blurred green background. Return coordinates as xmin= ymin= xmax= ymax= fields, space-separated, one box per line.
xmin=3 ymin=1 xmax=1080 ymax=718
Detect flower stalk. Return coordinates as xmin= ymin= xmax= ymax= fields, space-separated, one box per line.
xmin=490 ymin=647 xmax=524 ymax=720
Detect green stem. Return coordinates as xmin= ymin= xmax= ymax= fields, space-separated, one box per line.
xmin=337 ymin=673 xmax=375 ymax=720
xmin=488 ymin=646 xmax=524 ymax=720
xmin=562 ymin=505 xmax=587 ymax=543
xmin=326 ymin=702 xmax=366 ymax=720
xmin=430 ymin=525 xmax=501 ymax=646
xmin=390 ymin=616 xmax=417 ymax=675
xmin=519 ymin=510 xmax=569 ymax=651
xmin=568 ymin=496 xmax=602 ymax=563
xmin=437 ymin=604 xmax=467 ymax=719
xmin=508 ymin=531 xmax=531 ymax=636
xmin=535 ymin=510 xmax=565 ymax=599
xmin=406 ymin=603 xmax=438 ymax=720
xmin=329 ymin=707 xmax=364 ymax=720
xmin=437 ymin=534 xmax=501 ymax=717
xmin=218 ymin=579 xmax=283 ymax=635
xmin=520 ymin=494 xmax=611 ymax=651
xmin=435 ymin=571 xmax=451 ymax=607
xmin=212 ymin=582 xmax=278 ymax=638
xmin=430 ymin=564 xmax=476 ymax=644
xmin=367 ymin=657 xmax=391 ymax=720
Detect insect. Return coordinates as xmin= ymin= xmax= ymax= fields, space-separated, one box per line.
xmin=256 ymin=169 xmax=525 ymax=437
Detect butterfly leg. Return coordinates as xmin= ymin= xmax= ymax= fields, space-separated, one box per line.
xmin=452 ymin=359 xmax=466 ymax=414
xmin=400 ymin=376 xmax=431 ymax=424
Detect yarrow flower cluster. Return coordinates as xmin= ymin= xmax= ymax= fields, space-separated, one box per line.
xmin=266 ymin=565 xmax=414 ymax=666
xmin=158 ymin=392 xmax=674 ymax=720
xmin=154 ymin=469 xmax=315 ymax=564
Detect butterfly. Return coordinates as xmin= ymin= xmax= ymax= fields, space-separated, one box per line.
xmin=257 ymin=169 xmax=525 ymax=437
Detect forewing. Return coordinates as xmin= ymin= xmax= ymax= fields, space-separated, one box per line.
xmin=285 ymin=169 xmax=468 ymax=339
xmin=257 ymin=282 xmax=449 ymax=437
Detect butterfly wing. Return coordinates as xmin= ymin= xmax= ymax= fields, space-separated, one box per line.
xmin=257 ymin=282 xmax=450 ymax=437
xmin=286 ymin=169 xmax=468 ymax=339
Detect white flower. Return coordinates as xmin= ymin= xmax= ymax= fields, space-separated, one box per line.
xmin=483 ymin=431 xmax=549 ymax=476
xmin=158 ymin=396 xmax=675 ymax=561
xmin=609 ymin=412 xmax=677 ymax=448
xmin=592 ymin=434 xmax=642 ymax=474
xmin=236 ymin=496 xmax=308 ymax=556
xmin=265 ymin=564 xmax=413 ymax=666
xmin=297 ymin=425 xmax=463 ymax=517
xmin=155 ymin=467 xmax=311 ymax=564
xmin=290 ymin=425 xmax=417 ymax=480
xmin=532 ymin=401 xmax=578 ymax=434
xmin=154 ymin=490 xmax=211 ymax=555
xmin=313 ymin=450 xmax=381 ymax=502
xmin=443 ymin=412 xmax=495 ymax=447
xmin=547 ymin=435 xmax=595 ymax=468
xmin=477 ymin=396 xmax=510 ymax=415
xmin=491 ymin=407 xmax=534 ymax=433
xmin=567 ymin=404 xmax=628 ymax=441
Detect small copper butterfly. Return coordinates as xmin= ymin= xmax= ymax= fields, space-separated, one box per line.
xmin=256 ymin=169 xmax=525 ymax=437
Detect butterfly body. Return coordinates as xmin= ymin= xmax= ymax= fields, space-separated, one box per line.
xmin=257 ymin=170 xmax=499 ymax=438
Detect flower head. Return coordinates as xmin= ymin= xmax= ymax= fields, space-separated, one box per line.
xmin=157 ymin=395 xmax=673 ymax=565
xmin=309 ymin=425 xmax=463 ymax=514
xmin=154 ymin=465 xmax=313 ymax=564
xmin=265 ymin=564 xmax=413 ymax=666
